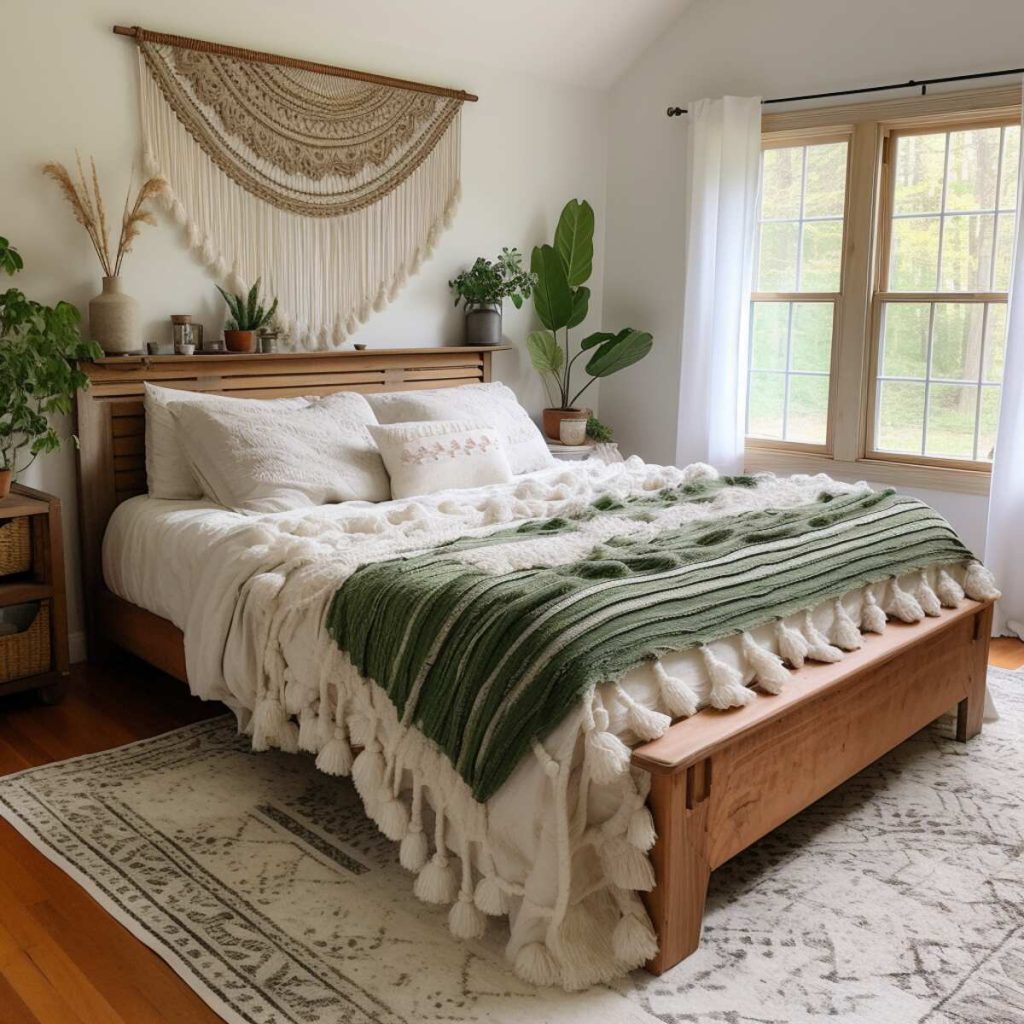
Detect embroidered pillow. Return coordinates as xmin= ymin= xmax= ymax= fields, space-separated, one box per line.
xmin=368 ymin=420 xmax=513 ymax=500
xmin=366 ymin=382 xmax=553 ymax=475
xmin=168 ymin=391 xmax=390 ymax=513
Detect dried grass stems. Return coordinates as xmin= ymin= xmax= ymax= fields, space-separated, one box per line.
xmin=43 ymin=154 xmax=169 ymax=278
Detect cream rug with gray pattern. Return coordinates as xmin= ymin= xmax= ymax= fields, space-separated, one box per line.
xmin=1 ymin=669 xmax=1022 ymax=1024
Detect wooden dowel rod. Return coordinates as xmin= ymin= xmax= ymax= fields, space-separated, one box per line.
xmin=112 ymin=25 xmax=479 ymax=103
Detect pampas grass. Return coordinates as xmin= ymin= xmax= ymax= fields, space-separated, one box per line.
xmin=43 ymin=154 xmax=169 ymax=278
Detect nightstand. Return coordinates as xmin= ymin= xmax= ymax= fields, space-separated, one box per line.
xmin=0 ymin=484 xmax=69 ymax=704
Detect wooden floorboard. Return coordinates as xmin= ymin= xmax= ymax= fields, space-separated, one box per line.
xmin=0 ymin=641 xmax=1020 ymax=1023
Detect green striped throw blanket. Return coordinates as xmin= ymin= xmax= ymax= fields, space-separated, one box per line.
xmin=327 ymin=478 xmax=980 ymax=801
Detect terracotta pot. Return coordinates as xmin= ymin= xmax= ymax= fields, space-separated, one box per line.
xmin=89 ymin=276 xmax=140 ymax=355
xmin=0 ymin=468 xmax=10 ymax=500
xmin=542 ymin=407 xmax=590 ymax=441
xmin=224 ymin=330 xmax=256 ymax=353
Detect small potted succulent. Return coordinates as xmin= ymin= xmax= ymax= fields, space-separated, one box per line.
xmin=449 ymin=247 xmax=535 ymax=346
xmin=217 ymin=279 xmax=279 ymax=353
xmin=528 ymin=199 xmax=652 ymax=439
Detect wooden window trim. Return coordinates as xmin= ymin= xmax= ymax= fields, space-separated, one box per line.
xmin=746 ymin=86 xmax=1021 ymax=495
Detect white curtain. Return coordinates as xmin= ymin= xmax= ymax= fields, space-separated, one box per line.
xmin=984 ymin=88 xmax=1024 ymax=637
xmin=675 ymin=96 xmax=762 ymax=472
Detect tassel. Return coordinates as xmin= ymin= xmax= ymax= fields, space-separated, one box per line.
xmin=414 ymin=854 xmax=459 ymax=904
xmin=297 ymin=707 xmax=320 ymax=753
xmin=775 ymin=620 xmax=810 ymax=668
xmin=474 ymin=875 xmax=510 ymax=916
xmin=626 ymin=806 xmax=657 ymax=852
xmin=514 ymin=942 xmax=559 ymax=987
xmin=585 ymin=707 xmax=632 ymax=783
xmin=277 ymin=720 xmax=299 ymax=754
xmin=889 ymin=579 xmax=924 ymax=622
xmin=449 ymin=893 xmax=487 ymax=940
xmin=701 ymin=648 xmax=755 ymax=710
xmin=652 ymin=661 xmax=698 ymax=718
xmin=352 ymin=743 xmax=385 ymax=805
xmin=400 ymin=829 xmax=429 ymax=872
xmin=612 ymin=913 xmax=659 ymax=964
xmin=937 ymin=569 xmax=965 ymax=608
xmin=376 ymin=797 xmax=410 ymax=842
xmin=618 ymin=691 xmax=671 ymax=741
xmin=372 ymin=284 xmax=388 ymax=313
xmin=347 ymin=711 xmax=374 ymax=748
xmin=831 ymin=600 xmax=863 ymax=651
xmin=802 ymin=612 xmax=844 ymax=663
xmin=861 ymin=589 xmax=887 ymax=633
xmin=599 ymin=836 xmax=656 ymax=891
xmin=917 ymin=577 xmax=942 ymax=617
xmin=251 ymin=697 xmax=286 ymax=752
xmin=741 ymin=632 xmax=789 ymax=695
xmin=964 ymin=561 xmax=1001 ymax=600
xmin=315 ymin=732 xmax=353 ymax=776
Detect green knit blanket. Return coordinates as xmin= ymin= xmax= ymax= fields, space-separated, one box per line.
xmin=326 ymin=480 xmax=972 ymax=800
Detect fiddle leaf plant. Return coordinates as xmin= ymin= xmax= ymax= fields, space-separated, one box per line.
xmin=528 ymin=199 xmax=652 ymax=410
xmin=0 ymin=240 xmax=101 ymax=475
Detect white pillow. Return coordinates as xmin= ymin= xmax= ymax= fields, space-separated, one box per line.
xmin=168 ymin=391 xmax=390 ymax=513
xmin=366 ymin=382 xmax=553 ymax=475
xmin=144 ymin=383 xmax=310 ymax=499
xmin=369 ymin=420 xmax=513 ymax=500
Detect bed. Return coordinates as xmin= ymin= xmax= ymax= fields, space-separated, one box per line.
xmin=75 ymin=349 xmax=996 ymax=987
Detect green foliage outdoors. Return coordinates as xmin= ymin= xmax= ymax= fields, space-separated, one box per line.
xmin=0 ymin=240 xmax=102 ymax=474
xmin=528 ymin=199 xmax=652 ymax=410
xmin=217 ymin=278 xmax=278 ymax=331
xmin=448 ymin=248 xmax=534 ymax=310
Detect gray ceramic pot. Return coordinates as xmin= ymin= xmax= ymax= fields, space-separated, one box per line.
xmin=465 ymin=306 xmax=502 ymax=346
xmin=89 ymin=276 xmax=140 ymax=355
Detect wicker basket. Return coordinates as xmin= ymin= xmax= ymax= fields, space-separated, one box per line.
xmin=0 ymin=601 xmax=51 ymax=683
xmin=0 ymin=517 xmax=32 ymax=576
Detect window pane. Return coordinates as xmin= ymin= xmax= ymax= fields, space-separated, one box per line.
xmin=889 ymin=216 xmax=940 ymax=290
xmin=978 ymin=386 xmax=1001 ymax=462
xmin=880 ymin=303 xmax=930 ymax=377
xmin=984 ymin=304 xmax=1007 ymax=383
xmin=877 ymin=380 xmax=925 ymax=454
xmin=800 ymin=221 xmax=842 ymax=290
xmin=757 ymin=221 xmax=799 ymax=291
xmin=1000 ymin=126 xmax=1020 ymax=209
xmin=994 ymin=213 xmax=1016 ymax=291
xmin=931 ymin=303 xmax=984 ymax=381
xmin=804 ymin=142 xmax=847 ymax=217
xmin=790 ymin=302 xmax=833 ymax=371
xmin=760 ymin=147 xmax=802 ymax=219
xmin=944 ymin=128 xmax=1001 ymax=212
xmin=748 ymin=371 xmax=785 ymax=438
xmin=939 ymin=213 xmax=995 ymax=291
xmin=787 ymin=376 xmax=829 ymax=444
xmin=750 ymin=303 xmax=788 ymax=369
xmin=893 ymin=132 xmax=946 ymax=215
xmin=925 ymin=383 xmax=978 ymax=459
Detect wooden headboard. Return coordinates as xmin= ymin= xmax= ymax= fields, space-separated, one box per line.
xmin=74 ymin=346 xmax=507 ymax=649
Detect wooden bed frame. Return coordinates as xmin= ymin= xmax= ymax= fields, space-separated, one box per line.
xmin=73 ymin=348 xmax=993 ymax=978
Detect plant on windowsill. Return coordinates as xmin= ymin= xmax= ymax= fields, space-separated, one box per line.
xmin=527 ymin=199 xmax=653 ymax=440
xmin=448 ymin=247 xmax=535 ymax=346
xmin=0 ymin=237 xmax=102 ymax=499
xmin=217 ymin=279 xmax=279 ymax=353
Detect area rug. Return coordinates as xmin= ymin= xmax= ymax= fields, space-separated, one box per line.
xmin=1 ymin=670 xmax=1022 ymax=1024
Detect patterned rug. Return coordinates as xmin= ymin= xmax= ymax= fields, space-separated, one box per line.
xmin=0 ymin=669 xmax=1021 ymax=1024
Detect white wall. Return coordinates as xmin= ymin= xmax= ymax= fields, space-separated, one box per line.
xmin=600 ymin=0 xmax=1024 ymax=547
xmin=1 ymin=0 xmax=610 ymax=652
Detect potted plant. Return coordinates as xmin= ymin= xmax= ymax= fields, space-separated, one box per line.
xmin=217 ymin=279 xmax=279 ymax=353
xmin=43 ymin=156 xmax=168 ymax=355
xmin=449 ymin=247 xmax=535 ymax=346
xmin=0 ymin=237 xmax=102 ymax=498
xmin=528 ymin=199 xmax=653 ymax=440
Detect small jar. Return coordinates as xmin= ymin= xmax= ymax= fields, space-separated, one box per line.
xmin=558 ymin=415 xmax=588 ymax=446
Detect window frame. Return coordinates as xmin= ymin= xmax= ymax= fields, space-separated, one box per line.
xmin=744 ymin=85 xmax=1022 ymax=496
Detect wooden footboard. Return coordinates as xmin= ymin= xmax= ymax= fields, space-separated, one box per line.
xmin=632 ymin=598 xmax=993 ymax=975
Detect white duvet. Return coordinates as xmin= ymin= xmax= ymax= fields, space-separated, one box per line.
xmin=103 ymin=458 xmax=993 ymax=988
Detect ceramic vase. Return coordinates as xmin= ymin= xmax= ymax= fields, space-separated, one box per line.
xmin=0 ymin=468 xmax=10 ymax=500
xmin=89 ymin=276 xmax=139 ymax=355
xmin=465 ymin=306 xmax=502 ymax=346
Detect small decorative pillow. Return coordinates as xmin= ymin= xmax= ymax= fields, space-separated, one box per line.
xmin=368 ymin=420 xmax=513 ymax=500
xmin=144 ymin=383 xmax=311 ymax=499
xmin=366 ymin=382 xmax=553 ymax=475
xmin=168 ymin=391 xmax=390 ymax=513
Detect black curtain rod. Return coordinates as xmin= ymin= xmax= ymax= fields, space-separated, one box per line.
xmin=666 ymin=66 xmax=1024 ymax=117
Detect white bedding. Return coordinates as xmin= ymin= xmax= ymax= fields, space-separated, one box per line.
xmin=102 ymin=459 xmax=993 ymax=988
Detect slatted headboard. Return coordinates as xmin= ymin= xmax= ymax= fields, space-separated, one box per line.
xmin=74 ymin=346 xmax=507 ymax=650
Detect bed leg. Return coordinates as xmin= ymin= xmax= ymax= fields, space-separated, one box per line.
xmin=642 ymin=758 xmax=712 ymax=975
xmin=956 ymin=603 xmax=992 ymax=743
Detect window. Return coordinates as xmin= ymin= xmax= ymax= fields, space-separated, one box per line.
xmin=744 ymin=87 xmax=1022 ymax=492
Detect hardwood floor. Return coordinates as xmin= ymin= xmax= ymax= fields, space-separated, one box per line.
xmin=0 ymin=642 xmax=1021 ymax=1023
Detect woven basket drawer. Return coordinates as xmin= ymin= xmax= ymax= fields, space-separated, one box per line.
xmin=0 ymin=517 xmax=31 ymax=577
xmin=0 ymin=601 xmax=51 ymax=683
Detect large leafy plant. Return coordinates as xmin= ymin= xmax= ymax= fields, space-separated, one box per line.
xmin=449 ymin=247 xmax=535 ymax=310
xmin=0 ymin=238 xmax=101 ymax=474
xmin=217 ymin=278 xmax=279 ymax=331
xmin=527 ymin=199 xmax=652 ymax=410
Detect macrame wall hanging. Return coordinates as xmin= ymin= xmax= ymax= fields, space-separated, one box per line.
xmin=115 ymin=26 xmax=476 ymax=347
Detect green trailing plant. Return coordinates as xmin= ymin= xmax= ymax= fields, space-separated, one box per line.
xmin=217 ymin=278 xmax=279 ymax=331
xmin=527 ymin=199 xmax=652 ymax=410
xmin=449 ymin=247 xmax=535 ymax=310
xmin=586 ymin=416 xmax=614 ymax=443
xmin=0 ymin=241 xmax=101 ymax=474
